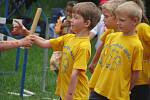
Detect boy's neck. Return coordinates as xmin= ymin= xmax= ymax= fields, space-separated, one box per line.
xmin=76 ymin=29 xmax=90 ymax=37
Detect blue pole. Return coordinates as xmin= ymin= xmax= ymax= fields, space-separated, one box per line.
xmin=5 ymin=0 xmax=9 ymax=18
xmin=4 ymin=0 xmax=11 ymax=36
xmin=0 ymin=0 xmax=2 ymax=16
xmin=15 ymin=48 xmax=21 ymax=71
xmin=20 ymin=49 xmax=28 ymax=97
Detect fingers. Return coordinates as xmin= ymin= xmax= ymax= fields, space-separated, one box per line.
xmin=28 ymin=35 xmax=36 ymax=41
xmin=11 ymin=23 xmax=29 ymax=36
xmin=11 ymin=26 xmax=20 ymax=35
xmin=21 ymin=35 xmax=34 ymax=47
xmin=89 ymin=68 xmax=94 ymax=73
xmin=14 ymin=20 xmax=23 ymax=27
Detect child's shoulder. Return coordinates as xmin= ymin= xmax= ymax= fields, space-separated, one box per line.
xmin=136 ymin=23 xmax=150 ymax=39
xmin=107 ymin=32 xmax=122 ymax=38
xmin=136 ymin=23 xmax=150 ymax=31
xmin=63 ymin=33 xmax=75 ymax=38
xmin=137 ymin=23 xmax=150 ymax=28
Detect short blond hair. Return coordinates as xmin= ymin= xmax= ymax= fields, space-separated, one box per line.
xmin=72 ymin=2 xmax=101 ymax=30
xmin=101 ymin=0 xmax=126 ymax=14
xmin=115 ymin=1 xmax=142 ymax=22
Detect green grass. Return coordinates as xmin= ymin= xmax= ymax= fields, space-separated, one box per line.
xmin=0 ymin=46 xmax=59 ymax=100
xmin=0 ymin=37 xmax=97 ymax=100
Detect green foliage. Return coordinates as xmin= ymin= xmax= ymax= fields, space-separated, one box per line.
xmin=0 ymin=0 xmax=68 ymax=19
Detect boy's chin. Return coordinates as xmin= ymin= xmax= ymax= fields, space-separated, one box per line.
xmin=70 ymin=28 xmax=77 ymax=33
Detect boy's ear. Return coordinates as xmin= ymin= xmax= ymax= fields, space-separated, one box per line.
xmin=85 ymin=20 xmax=91 ymax=28
xmin=132 ymin=17 xmax=140 ymax=26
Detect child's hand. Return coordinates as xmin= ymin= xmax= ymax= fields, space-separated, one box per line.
xmin=89 ymin=63 xmax=95 ymax=73
xmin=12 ymin=20 xmax=30 ymax=36
xmin=65 ymin=93 xmax=73 ymax=100
xmin=19 ymin=35 xmax=34 ymax=48
xmin=28 ymin=34 xmax=37 ymax=42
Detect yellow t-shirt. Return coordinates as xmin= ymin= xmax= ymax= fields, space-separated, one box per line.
xmin=50 ymin=34 xmax=91 ymax=100
xmin=89 ymin=29 xmax=114 ymax=89
xmin=100 ymin=29 xmax=114 ymax=42
xmin=94 ymin=32 xmax=143 ymax=100
xmin=135 ymin=23 xmax=150 ymax=85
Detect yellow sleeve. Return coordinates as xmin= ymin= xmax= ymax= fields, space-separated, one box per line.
xmin=50 ymin=35 xmax=64 ymax=51
xmin=132 ymin=44 xmax=143 ymax=71
xmin=100 ymin=29 xmax=113 ymax=42
xmin=137 ymin=23 xmax=150 ymax=44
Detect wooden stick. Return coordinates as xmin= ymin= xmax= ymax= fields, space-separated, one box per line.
xmin=30 ymin=8 xmax=42 ymax=34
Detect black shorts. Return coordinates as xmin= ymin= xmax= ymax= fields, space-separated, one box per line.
xmin=130 ymin=84 xmax=150 ymax=100
xmin=89 ymin=91 xmax=108 ymax=100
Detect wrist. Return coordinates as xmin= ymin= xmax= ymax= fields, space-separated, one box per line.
xmin=18 ymin=40 xmax=23 ymax=47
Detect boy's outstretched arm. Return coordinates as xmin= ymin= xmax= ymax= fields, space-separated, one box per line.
xmin=65 ymin=69 xmax=80 ymax=100
xmin=32 ymin=35 xmax=52 ymax=48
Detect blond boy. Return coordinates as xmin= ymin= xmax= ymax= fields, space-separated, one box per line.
xmin=89 ymin=1 xmax=143 ymax=100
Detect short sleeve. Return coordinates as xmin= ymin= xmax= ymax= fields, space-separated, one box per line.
xmin=132 ymin=45 xmax=143 ymax=71
xmin=100 ymin=29 xmax=113 ymax=42
xmin=50 ymin=36 xmax=64 ymax=51
xmin=137 ymin=23 xmax=150 ymax=42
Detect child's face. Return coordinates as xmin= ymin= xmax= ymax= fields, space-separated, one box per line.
xmin=70 ymin=13 xmax=88 ymax=33
xmin=102 ymin=8 xmax=117 ymax=29
xmin=116 ymin=12 xmax=137 ymax=34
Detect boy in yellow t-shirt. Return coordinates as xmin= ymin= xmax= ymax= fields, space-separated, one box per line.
xmin=12 ymin=2 xmax=100 ymax=100
xmin=89 ymin=0 xmax=125 ymax=89
xmin=89 ymin=0 xmax=150 ymax=99
xmin=89 ymin=1 xmax=143 ymax=100
xmin=130 ymin=23 xmax=150 ymax=100
xmin=89 ymin=0 xmax=126 ymax=73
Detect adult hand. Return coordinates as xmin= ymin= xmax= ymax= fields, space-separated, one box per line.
xmin=19 ymin=35 xmax=34 ymax=48
xmin=12 ymin=20 xmax=30 ymax=36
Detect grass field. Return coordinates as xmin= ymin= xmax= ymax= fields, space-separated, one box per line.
xmin=0 ymin=37 xmax=97 ymax=100
xmin=0 ymin=46 xmax=58 ymax=100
